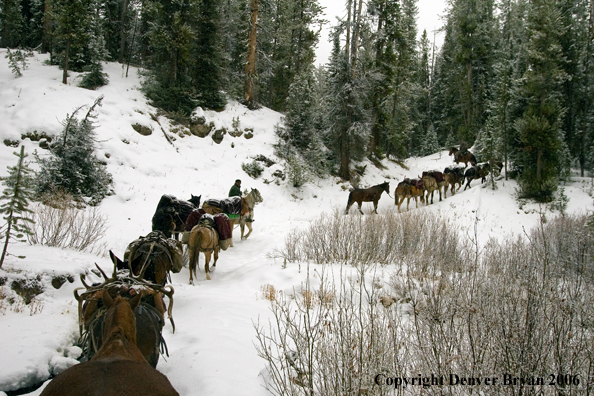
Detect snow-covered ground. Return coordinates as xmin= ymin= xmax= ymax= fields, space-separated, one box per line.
xmin=0 ymin=50 xmax=592 ymax=395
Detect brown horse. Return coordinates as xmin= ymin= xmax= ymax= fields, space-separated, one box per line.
xmin=75 ymin=260 xmax=175 ymax=368
xmin=41 ymin=290 xmax=179 ymax=396
xmin=394 ymin=178 xmax=425 ymax=212
xmin=421 ymin=174 xmax=439 ymax=204
xmin=345 ymin=182 xmax=390 ymax=214
xmin=187 ymin=224 xmax=220 ymax=283
xmin=444 ymin=166 xmax=465 ymax=196
xmin=422 ymin=171 xmax=448 ymax=201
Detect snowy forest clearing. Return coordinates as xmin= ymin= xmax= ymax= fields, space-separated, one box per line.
xmin=0 ymin=52 xmax=593 ymax=395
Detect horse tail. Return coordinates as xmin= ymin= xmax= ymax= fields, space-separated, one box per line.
xmin=345 ymin=191 xmax=354 ymax=213
xmin=189 ymin=229 xmax=202 ymax=275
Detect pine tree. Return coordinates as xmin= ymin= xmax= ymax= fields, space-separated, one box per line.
xmin=515 ymin=0 xmax=569 ymax=201
xmin=142 ymin=0 xmax=200 ymax=114
xmin=0 ymin=146 xmax=36 ymax=268
xmin=193 ymin=0 xmax=226 ymax=110
xmin=0 ymin=0 xmax=24 ymax=47
xmin=51 ymin=0 xmax=96 ymax=83
xmin=35 ymin=97 xmax=113 ymax=205
xmin=323 ymin=27 xmax=370 ymax=180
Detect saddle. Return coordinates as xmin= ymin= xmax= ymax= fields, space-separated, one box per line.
xmin=125 ymin=231 xmax=184 ymax=274
xmin=185 ymin=210 xmax=232 ymax=242
xmin=203 ymin=196 xmax=242 ymax=215
xmin=403 ymin=178 xmax=424 ymax=190
xmin=422 ymin=171 xmax=445 ymax=183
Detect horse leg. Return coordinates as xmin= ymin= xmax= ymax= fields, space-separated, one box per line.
xmin=212 ymin=246 xmax=219 ymax=268
xmin=373 ymin=200 xmax=379 ymax=214
xmin=229 ymin=219 xmax=235 ymax=247
xmin=204 ymin=251 xmax=212 ymax=280
xmin=243 ymin=221 xmax=253 ymax=239
xmin=188 ymin=244 xmax=197 ymax=285
xmin=357 ymin=201 xmax=364 ymax=215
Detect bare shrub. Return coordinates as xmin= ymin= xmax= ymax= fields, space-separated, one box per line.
xmin=25 ymin=193 xmax=108 ymax=254
xmin=261 ymin=284 xmax=279 ymax=302
xmin=258 ymin=213 xmax=594 ymax=396
xmin=270 ymin=209 xmax=463 ymax=271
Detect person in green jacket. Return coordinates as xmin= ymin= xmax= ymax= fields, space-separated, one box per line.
xmin=229 ymin=179 xmax=242 ymax=197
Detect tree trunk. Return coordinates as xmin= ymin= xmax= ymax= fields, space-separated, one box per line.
xmin=62 ymin=40 xmax=70 ymax=84
xmin=42 ymin=0 xmax=53 ymax=54
xmin=118 ymin=0 xmax=130 ymax=63
xmin=345 ymin=0 xmax=351 ymax=64
xmin=0 ymin=212 xmax=13 ymax=268
xmin=244 ymin=0 xmax=259 ymax=109
xmin=536 ymin=148 xmax=543 ymax=181
xmin=350 ymin=0 xmax=363 ymax=77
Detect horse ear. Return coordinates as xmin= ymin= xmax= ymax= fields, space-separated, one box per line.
xmin=110 ymin=250 xmax=125 ymax=271
xmin=102 ymin=289 xmax=114 ymax=308
xmin=129 ymin=291 xmax=142 ymax=311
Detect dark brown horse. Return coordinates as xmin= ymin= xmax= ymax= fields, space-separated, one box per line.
xmin=449 ymin=147 xmax=477 ymax=168
xmin=345 ymin=182 xmax=390 ymax=214
xmin=116 ymin=231 xmax=183 ymax=286
xmin=444 ymin=166 xmax=465 ymax=196
xmin=151 ymin=194 xmax=201 ymax=240
xmin=41 ymin=289 xmax=179 ymax=396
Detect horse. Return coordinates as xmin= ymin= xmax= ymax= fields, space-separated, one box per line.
xmin=444 ymin=165 xmax=465 ymax=196
xmin=42 ymin=289 xmax=179 ymax=396
xmin=238 ymin=188 xmax=263 ymax=240
xmin=421 ymin=174 xmax=439 ymax=205
xmin=422 ymin=170 xmax=448 ymax=200
xmin=202 ymin=188 xmax=263 ymax=246
xmin=187 ymin=223 xmax=220 ymax=283
xmin=74 ymin=260 xmax=175 ymax=368
xmin=151 ymin=194 xmax=201 ymax=240
xmin=114 ymin=231 xmax=183 ymax=286
xmin=452 ymin=149 xmax=477 ymax=168
xmin=463 ymin=165 xmax=486 ymax=190
xmin=345 ymin=182 xmax=390 ymax=214
xmin=394 ymin=178 xmax=425 ymax=212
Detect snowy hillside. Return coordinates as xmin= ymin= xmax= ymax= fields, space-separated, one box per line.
xmin=0 ymin=50 xmax=593 ymax=395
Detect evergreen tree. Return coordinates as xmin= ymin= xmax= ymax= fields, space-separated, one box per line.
xmin=557 ymin=0 xmax=592 ymax=176
xmin=514 ymin=0 xmax=569 ymax=201
xmin=0 ymin=146 xmax=36 ymax=268
xmin=420 ymin=125 xmax=439 ymax=156
xmin=432 ymin=0 xmax=496 ymax=145
xmin=142 ymin=0 xmax=200 ymax=114
xmin=259 ymin=0 xmax=324 ymax=111
xmin=275 ymin=67 xmax=327 ymax=174
xmin=323 ymin=27 xmax=370 ymax=180
xmin=193 ymin=0 xmax=226 ymax=109
xmin=51 ymin=0 xmax=96 ymax=83
xmin=35 ymin=97 xmax=113 ymax=205
xmin=0 ymin=0 xmax=24 ymax=47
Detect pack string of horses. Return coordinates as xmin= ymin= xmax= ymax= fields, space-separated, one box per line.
xmin=40 ymin=187 xmax=263 ymax=394
xmin=345 ymin=147 xmax=502 ymax=214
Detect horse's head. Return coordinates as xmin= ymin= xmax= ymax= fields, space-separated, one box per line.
xmin=189 ymin=194 xmax=201 ymax=207
xmin=381 ymin=182 xmax=390 ymax=194
xmin=251 ymin=188 xmax=263 ymax=204
xmin=101 ymin=289 xmax=142 ymax=344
